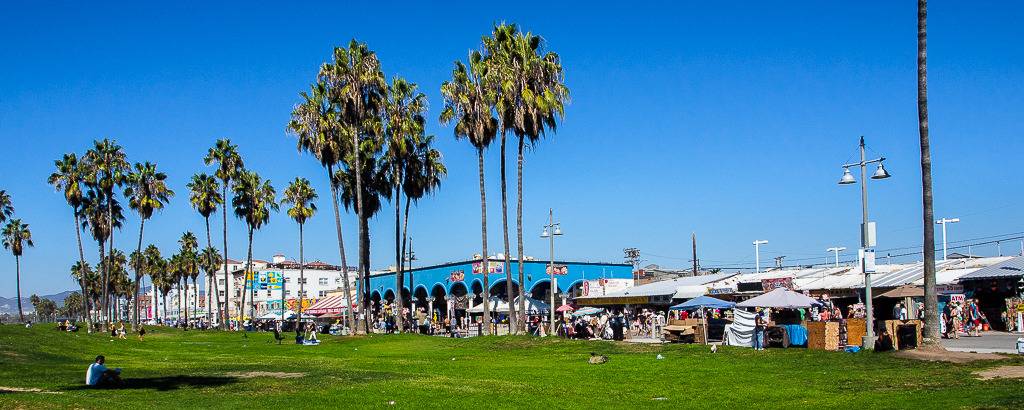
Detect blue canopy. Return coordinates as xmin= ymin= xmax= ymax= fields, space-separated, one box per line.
xmin=669 ymin=295 xmax=736 ymax=311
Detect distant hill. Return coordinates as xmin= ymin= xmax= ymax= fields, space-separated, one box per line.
xmin=0 ymin=290 xmax=76 ymax=314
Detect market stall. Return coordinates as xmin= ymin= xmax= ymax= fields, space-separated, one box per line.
xmin=737 ymin=288 xmax=820 ymax=348
xmin=667 ymin=296 xmax=735 ymax=344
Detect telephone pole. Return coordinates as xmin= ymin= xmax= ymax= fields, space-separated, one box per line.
xmin=691 ymin=233 xmax=698 ymax=276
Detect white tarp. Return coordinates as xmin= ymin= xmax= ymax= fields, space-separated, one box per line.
xmin=724 ymin=308 xmax=755 ymax=347
xmin=737 ymin=288 xmax=821 ymax=309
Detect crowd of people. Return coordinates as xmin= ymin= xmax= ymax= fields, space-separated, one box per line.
xmin=942 ymin=298 xmax=987 ymax=339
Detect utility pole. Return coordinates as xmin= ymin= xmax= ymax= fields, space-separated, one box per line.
xmin=691 ymin=233 xmax=698 ymax=276
xmin=774 ymin=256 xmax=785 ymax=269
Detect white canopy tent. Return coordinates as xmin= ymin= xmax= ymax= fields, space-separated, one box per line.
xmin=737 ymin=288 xmax=821 ymax=309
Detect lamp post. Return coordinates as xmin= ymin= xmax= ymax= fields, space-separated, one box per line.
xmin=541 ymin=208 xmax=563 ymax=336
xmin=935 ymin=218 xmax=959 ymax=260
xmin=752 ymin=240 xmax=768 ymax=273
xmin=826 ymin=246 xmax=847 ymax=267
xmin=838 ymin=136 xmax=891 ymax=347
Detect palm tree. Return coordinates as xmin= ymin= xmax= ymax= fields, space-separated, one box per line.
xmin=100 ymin=249 xmax=127 ymax=321
xmin=143 ymin=245 xmax=163 ymax=321
xmin=0 ymin=190 xmax=12 ymax=225
xmin=384 ymin=77 xmax=428 ymax=330
xmin=187 ymin=173 xmax=223 ymax=321
xmin=917 ymin=0 xmax=939 ymax=342
xmin=282 ymin=177 xmax=318 ymax=326
xmin=319 ymin=40 xmax=387 ymax=332
xmin=199 ymin=246 xmax=222 ymax=322
xmin=205 ymin=139 xmax=244 ymax=328
xmin=288 ymin=81 xmax=357 ymax=331
xmin=83 ymin=139 xmax=129 ymax=330
xmin=399 ymin=135 xmax=446 ymax=326
xmin=486 ymin=25 xmax=569 ymax=327
xmin=232 ymin=170 xmax=278 ymax=322
xmin=2 ymin=219 xmax=33 ymax=322
xmin=80 ymin=188 xmax=124 ymax=324
xmin=178 ymin=232 xmax=199 ymax=325
xmin=70 ymin=261 xmax=94 ymax=324
xmin=48 ymin=154 xmax=93 ymax=329
xmin=154 ymin=257 xmax=173 ymax=321
xmin=441 ymin=52 xmax=499 ymax=333
xmin=124 ymin=161 xmax=174 ymax=328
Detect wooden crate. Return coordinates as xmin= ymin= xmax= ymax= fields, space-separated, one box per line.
xmin=806 ymin=321 xmax=840 ymax=350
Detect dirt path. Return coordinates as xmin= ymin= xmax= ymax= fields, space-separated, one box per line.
xmin=974 ymin=366 xmax=1024 ymax=380
xmin=894 ymin=346 xmax=1003 ymax=363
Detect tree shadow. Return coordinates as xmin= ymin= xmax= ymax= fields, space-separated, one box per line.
xmin=63 ymin=375 xmax=238 ymax=392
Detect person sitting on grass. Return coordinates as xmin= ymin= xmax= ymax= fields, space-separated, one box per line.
xmin=86 ymin=355 xmax=122 ymax=387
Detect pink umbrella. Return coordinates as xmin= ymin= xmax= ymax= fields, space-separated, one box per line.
xmin=555 ymin=304 xmax=575 ymax=312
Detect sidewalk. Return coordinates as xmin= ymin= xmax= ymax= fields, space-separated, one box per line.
xmin=942 ymin=331 xmax=1022 ymax=354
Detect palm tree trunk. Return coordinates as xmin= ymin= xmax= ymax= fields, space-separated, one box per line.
xmin=162 ymin=293 xmax=167 ymax=322
xmin=98 ymin=240 xmax=107 ymax=327
xmin=73 ymin=213 xmax=92 ymax=330
xmin=401 ymin=194 xmax=412 ymax=330
xmin=352 ymin=127 xmax=365 ymax=334
xmin=106 ymin=195 xmax=115 ymax=331
xmin=394 ymin=181 xmax=404 ymax=332
xmin=221 ymin=184 xmax=230 ymax=329
xmin=297 ymin=222 xmax=305 ymax=326
xmin=15 ymin=255 xmax=24 ymax=322
xmin=205 ymin=216 xmax=218 ymax=322
xmin=328 ymin=164 xmax=356 ymax=333
xmin=477 ymin=148 xmax=490 ymax=335
xmin=245 ymin=227 xmax=254 ymax=324
xmin=918 ymin=0 xmax=939 ymax=342
xmin=516 ymin=136 xmax=526 ymax=329
xmin=132 ymin=219 xmax=145 ymax=330
xmin=500 ymin=132 xmax=516 ymax=333
xmin=360 ymin=214 xmax=371 ymax=334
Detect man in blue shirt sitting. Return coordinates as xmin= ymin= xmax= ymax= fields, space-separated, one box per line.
xmin=85 ymin=355 xmax=122 ymax=387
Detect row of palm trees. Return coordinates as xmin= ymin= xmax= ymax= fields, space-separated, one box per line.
xmin=439 ymin=23 xmax=568 ymax=333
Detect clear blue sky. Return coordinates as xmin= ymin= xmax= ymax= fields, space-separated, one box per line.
xmin=2 ymin=1 xmax=1022 ymax=297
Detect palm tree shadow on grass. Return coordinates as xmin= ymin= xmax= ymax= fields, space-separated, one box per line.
xmin=63 ymin=375 xmax=238 ymax=392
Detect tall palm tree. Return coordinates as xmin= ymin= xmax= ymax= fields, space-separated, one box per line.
xmin=231 ymin=170 xmax=278 ymax=322
xmin=2 ymin=219 xmax=33 ymax=322
xmin=129 ymin=249 xmax=145 ymax=322
xmin=205 ymin=139 xmax=244 ymax=328
xmin=0 ymin=190 xmax=12 ymax=225
xmin=155 ymin=257 xmax=174 ymax=321
xmin=178 ymin=232 xmax=199 ymax=325
xmin=288 ymin=81 xmax=357 ymax=331
xmin=337 ymin=137 xmax=390 ymax=332
xmin=441 ymin=52 xmax=499 ymax=333
xmin=80 ymin=188 xmax=124 ymax=324
xmin=399 ymin=134 xmax=446 ymax=325
xmin=199 ymin=246 xmax=222 ymax=322
xmin=384 ymin=77 xmax=427 ymax=329
xmin=48 ymin=154 xmax=93 ymax=329
xmin=83 ymin=139 xmax=129 ymax=330
xmin=124 ymin=161 xmax=174 ymax=328
xmin=917 ymin=0 xmax=939 ymax=342
xmin=188 ymin=173 xmax=223 ymax=321
xmin=487 ymin=25 xmax=569 ymax=326
xmin=320 ymin=40 xmax=387 ymax=332
xmin=100 ymin=249 xmax=127 ymax=321
xmin=282 ymin=177 xmax=318 ymax=326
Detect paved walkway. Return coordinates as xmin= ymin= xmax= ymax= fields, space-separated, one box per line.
xmin=942 ymin=331 xmax=1023 ymax=354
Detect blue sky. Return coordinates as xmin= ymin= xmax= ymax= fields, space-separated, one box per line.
xmin=1 ymin=1 xmax=1022 ymax=297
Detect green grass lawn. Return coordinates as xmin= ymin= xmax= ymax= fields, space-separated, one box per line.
xmin=0 ymin=324 xmax=1021 ymax=409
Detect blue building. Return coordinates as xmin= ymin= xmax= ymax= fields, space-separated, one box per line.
xmin=367 ymin=258 xmax=632 ymax=317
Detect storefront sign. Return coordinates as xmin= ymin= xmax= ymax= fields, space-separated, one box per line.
xmin=545 ymin=265 xmax=568 ymax=275
xmin=936 ymin=284 xmax=963 ymax=294
xmin=582 ymin=278 xmax=633 ymax=297
xmin=761 ymin=277 xmax=794 ymax=291
xmin=949 ymin=294 xmax=965 ymax=304
xmin=708 ymin=287 xmax=735 ymax=295
xmin=449 ymin=270 xmax=465 ymax=282
xmin=472 ymin=261 xmax=504 ymax=275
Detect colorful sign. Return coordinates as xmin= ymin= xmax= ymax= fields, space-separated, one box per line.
xmin=472 ymin=261 xmax=504 ymax=275
xmin=264 ymin=271 xmax=283 ymax=290
xmin=761 ymin=277 xmax=794 ymax=291
xmin=545 ymin=265 xmax=568 ymax=275
xmin=708 ymin=287 xmax=736 ymax=295
xmin=949 ymin=294 xmax=965 ymax=304
xmin=449 ymin=270 xmax=465 ymax=282
xmin=582 ymin=278 xmax=633 ymax=296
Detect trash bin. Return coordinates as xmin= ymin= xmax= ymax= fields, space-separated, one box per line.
xmin=1017 ymin=338 xmax=1024 ymax=355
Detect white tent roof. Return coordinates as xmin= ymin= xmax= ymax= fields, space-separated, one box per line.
xmin=575 ymin=272 xmax=738 ymax=300
xmin=737 ymin=288 xmax=821 ymax=308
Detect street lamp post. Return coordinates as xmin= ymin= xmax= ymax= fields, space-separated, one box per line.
xmin=838 ymin=136 xmax=891 ymax=348
xmin=541 ymin=208 xmax=563 ymax=336
xmin=826 ymin=246 xmax=847 ymax=267
xmin=753 ymin=240 xmax=768 ymax=273
xmin=935 ymin=218 xmax=959 ymax=260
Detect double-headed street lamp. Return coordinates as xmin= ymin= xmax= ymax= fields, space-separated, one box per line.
xmin=753 ymin=240 xmax=768 ymax=273
xmin=838 ymin=136 xmax=891 ymax=347
xmin=936 ymin=217 xmax=960 ymax=260
xmin=541 ymin=208 xmax=563 ymax=335
xmin=826 ymin=246 xmax=847 ymax=267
